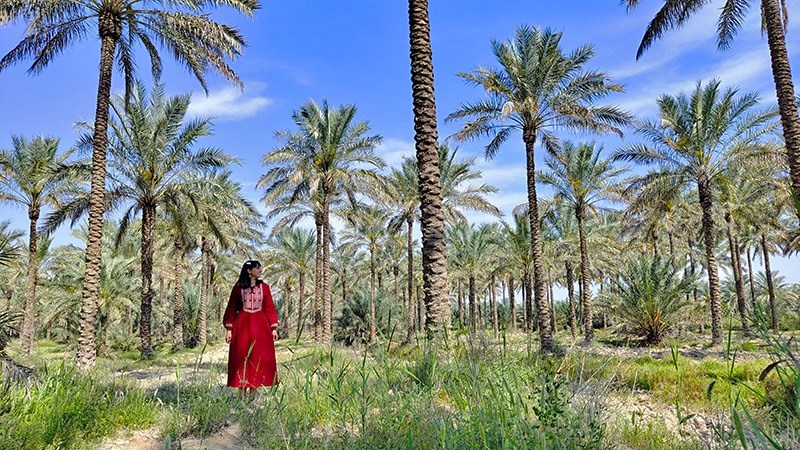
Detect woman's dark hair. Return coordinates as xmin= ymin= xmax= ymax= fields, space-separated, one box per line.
xmin=237 ymin=260 xmax=261 ymax=289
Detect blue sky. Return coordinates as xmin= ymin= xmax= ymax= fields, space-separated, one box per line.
xmin=0 ymin=0 xmax=798 ymax=284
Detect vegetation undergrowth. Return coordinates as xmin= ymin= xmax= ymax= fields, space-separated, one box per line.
xmin=1 ymin=328 xmax=799 ymax=449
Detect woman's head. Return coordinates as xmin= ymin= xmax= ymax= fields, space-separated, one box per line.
xmin=237 ymin=260 xmax=261 ymax=289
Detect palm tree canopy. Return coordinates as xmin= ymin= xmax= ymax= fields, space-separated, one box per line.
xmin=538 ymin=140 xmax=628 ymax=215
xmin=0 ymin=135 xmax=76 ymax=216
xmin=612 ymin=79 xmax=779 ymax=190
xmin=621 ymin=0 xmax=783 ymax=56
xmin=0 ymin=0 xmax=258 ymax=94
xmin=259 ymin=98 xmax=385 ymax=214
xmin=44 ymin=82 xmax=239 ymax=235
xmin=446 ymin=25 xmax=633 ymax=157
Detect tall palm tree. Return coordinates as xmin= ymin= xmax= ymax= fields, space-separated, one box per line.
xmin=447 ymin=25 xmax=632 ymax=351
xmin=0 ymin=136 xmax=76 ymax=356
xmin=408 ymin=0 xmax=450 ymax=333
xmin=49 ymin=83 xmax=237 ymax=358
xmin=1 ymin=0 xmax=257 ymax=371
xmin=612 ymin=79 xmax=779 ymax=345
xmin=260 ymin=99 xmax=384 ymax=343
xmin=538 ymin=141 xmax=628 ymax=343
xmin=620 ymin=0 xmax=800 ymax=211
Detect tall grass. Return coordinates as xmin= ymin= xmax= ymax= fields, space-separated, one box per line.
xmin=0 ymin=363 xmax=155 ymax=450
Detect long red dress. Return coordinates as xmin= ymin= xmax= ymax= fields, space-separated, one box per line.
xmin=223 ymin=281 xmax=279 ymax=387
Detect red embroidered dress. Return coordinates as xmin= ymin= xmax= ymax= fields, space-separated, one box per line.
xmin=223 ymin=281 xmax=279 ymax=387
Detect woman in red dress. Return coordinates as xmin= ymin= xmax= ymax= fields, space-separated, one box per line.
xmin=223 ymin=260 xmax=279 ymax=400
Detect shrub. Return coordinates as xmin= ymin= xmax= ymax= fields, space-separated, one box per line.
xmin=602 ymin=255 xmax=696 ymax=346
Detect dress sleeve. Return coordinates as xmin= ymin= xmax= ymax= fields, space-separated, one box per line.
xmin=263 ymin=283 xmax=279 ymax=330
xmin=223 ymin=285 xmax=241 ymax=330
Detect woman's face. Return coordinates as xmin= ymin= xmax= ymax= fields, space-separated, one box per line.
xmin=248 ymin=265 xmax=262 ymax=279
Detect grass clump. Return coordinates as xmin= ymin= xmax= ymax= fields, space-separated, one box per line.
xmin=0 ymin=363 xmax=155 ymax=450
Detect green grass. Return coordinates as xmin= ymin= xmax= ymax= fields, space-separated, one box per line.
xmin=0 ymin=363 xmax=156 ymax=450
xmin=1 ymin=330 xmax=797 ymax=449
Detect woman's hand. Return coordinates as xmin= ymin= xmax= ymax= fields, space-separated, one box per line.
xmin=272 ymin=329 xmax=279 ymax=341
xmin=225 ymin=329 xmax=232 ymax=344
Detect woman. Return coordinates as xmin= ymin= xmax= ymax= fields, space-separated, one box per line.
xmin=223 ymin=260 xmax=279 ymax=400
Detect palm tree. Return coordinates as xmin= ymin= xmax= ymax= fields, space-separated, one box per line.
xmin=612 ymin=79 xmax=779 ymax=345
xmin=270 ymin=227 xmax=315 ymax=339
xmin=602 ymin=255 xmax=696 ymax=346
xmin=499 ymin=210 xmax=534 ymax=332
xmin=447 ymin=25 xmax=633 ymax=351
xmin=542 ymin=200 xmax=580 ymax=338
xmin=49 ymin=83 xmax=237 ymax=358
xmin=342 ymin=205 xmax=389 ymax=342
xmin=260 ymin=99 xmax=384 ymax=343
xmin=447 ymin=222 xmax=498 ymax=331
xmin=620 ymin=0 xmax=800 ymax=210
xmin=538 ymin=141 xmax=628 ymax=343
xmin=408 ymin=0 xmax=450 ymax=334
xmin=1 ymin=0 xmax=257 ymax=371
xmin=0 ymin=136 xmax=76 ymax=356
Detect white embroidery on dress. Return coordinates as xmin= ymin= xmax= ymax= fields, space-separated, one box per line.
xmin=242 ymin=285 xmax=263 ymax=313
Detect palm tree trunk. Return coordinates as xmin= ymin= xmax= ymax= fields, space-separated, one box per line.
xmin=522 ymin=127 xmax=552 ymax=351
xmin=761 ymin=233 xmax=778 ymax=331
xmin=297 ymin=271 xmax=306 ymax=337
xmin=77 ymin=18 xmax=120 ymax=372
xmin=762 ymin=0 xmax=800 ymax=211
xmin=746 ymin=246 xmax=757 ymax=311
xmin=406 ymin=217 xmax=415 ymax=343
xmin=577 ymin=206 xmax=593 ymax=343
xmin=417 ymin=283 xmax=425 ymax=333
xmin=173 ymin=236 xmax=185 ymax=351
xmin=457 ymin=279 xmax=464 ymax=328
xmin=20 ymin=207 xmax=39 ymax=356
xmin=468 ymin=274 xmax=476 ymax=332
xmin=508 ymin=276 xmax=516 ymax=331
xmin=342 ymin=268 xmax=347 ymax=307
xmin=698 ymin=178 xmax=722 ymax=345
xmin=314 ymin=216 xmax=323 ymax=343
xmin=524 ymin=271 xmax=533 ymax=332
xmin=409 ymin=0 xmax=449 ymax=334
xmin=566 ymin=260 xmax=576 ymax=338
xmin=369 ymin=246 xmax=377 ymax=342
xmin=548 ymin=270 xmax=556 ymax=334
xmin=199 ymin=237 xmax=210 ymax=348
xmin=725 ymin=213 xmax=750 ymax=331
xmin=322 ymin=195 xmax=333 ymax=344
xmin=491 ymin=275 xmax=498 ymax=336
xmin=283 ymin=278 xmax=291 ymax=338
xmin=140 ymin=204 xmax=156 ymax=358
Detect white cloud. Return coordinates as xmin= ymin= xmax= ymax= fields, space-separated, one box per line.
xmin=375 ymin=137 xmax=415 ymax=169
xmin=187 ymin=83 xmax=273 ymax=120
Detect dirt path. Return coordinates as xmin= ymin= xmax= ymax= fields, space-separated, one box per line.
xmin=98 ymin=345 xmax=282 ymax=450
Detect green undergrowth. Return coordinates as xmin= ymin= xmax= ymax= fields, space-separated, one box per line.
xmin=0 ymin=363 xmax=156 ymax=450
xmin=1 ymin=330 xmax=797 ymax=449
